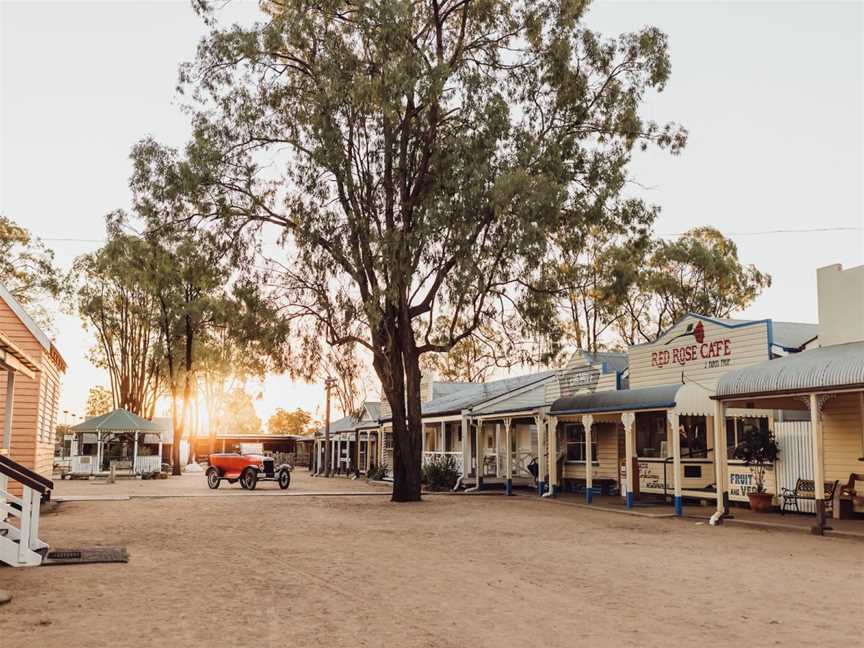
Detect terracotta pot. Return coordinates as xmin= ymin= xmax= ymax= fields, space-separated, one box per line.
xmin=748 ymin=491 xmax=774 ymax=513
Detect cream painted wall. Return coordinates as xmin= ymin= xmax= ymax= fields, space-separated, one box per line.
xmin=816 ymin=264 xmax=864 ymax=347
xmin=628 ymin=316 xmax=772 ymax=391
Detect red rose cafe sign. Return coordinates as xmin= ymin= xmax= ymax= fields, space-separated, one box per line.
xmin=650 ymin=321 xmax=733 ymax=369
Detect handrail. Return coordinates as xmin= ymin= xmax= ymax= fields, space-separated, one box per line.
xmin=0 ymin=455 xmax=52 ymax=495
xmin=0 ymin=454 xmax=53 ymax=489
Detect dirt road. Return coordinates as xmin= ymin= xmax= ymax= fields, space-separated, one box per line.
xmin=1 ymin=472 xmax=861 ymax=647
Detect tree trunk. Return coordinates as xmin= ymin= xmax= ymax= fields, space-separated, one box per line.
xmin=170 ymin=394 xmax=183 ymax=476
xmin=388 ymin=320 xmax=423 ymax=502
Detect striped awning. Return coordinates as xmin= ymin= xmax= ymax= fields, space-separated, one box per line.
xmin=716 ymin=341 xmax=864 ymax=399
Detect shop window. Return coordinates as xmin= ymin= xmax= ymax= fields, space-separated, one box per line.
xmin=678 ymin=415 xmax=708 ymax=458
xmin=424 ymin=427 xmax=439 ymax=452
xmin=636 ymin=411 xmax=667 ymax=457
xmin=445 ymin=423 xmax=460 ymax=452
xmin=684 ymin=465 xmax=702 ymax=478
xmin=565 ymin=424 xmax=597 ymax=463
xmin=726 ymin=417 xmax=769 ymax=453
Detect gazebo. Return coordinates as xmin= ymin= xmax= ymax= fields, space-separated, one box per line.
xmin=68 ymin=409 xmax=164 ymax=476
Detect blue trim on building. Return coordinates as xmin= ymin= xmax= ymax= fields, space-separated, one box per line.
xmin=506 ymin=478 xmax=513 ymax=496
xmin=629 ymin=312 xmax=774 ymax=348
xmin=626 ymin=491 xmax=634 ymax=509
xmin=538 ymin=480 xmax=545 ymax=496
xmin=766 ymin=319 xmax=774 ymax=358
xmin=674 ymin=496 xmax=683 ymax=516
xmin=586 ymin=489 xmax=593 ymax=504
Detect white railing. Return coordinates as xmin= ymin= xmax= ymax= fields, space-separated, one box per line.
xmin=0 ymin=461 xmax=50 ymax=567
xmin=423 ymin=451 xmax=464 ymax=474
xmin=71 ymin=455 xmax=99 ymax=475
xmin=134 ymin=455 xmax=161 ymax=474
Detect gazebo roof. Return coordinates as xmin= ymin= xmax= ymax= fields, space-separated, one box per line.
xmin=70 ymin=408 xmax=160 ymax=433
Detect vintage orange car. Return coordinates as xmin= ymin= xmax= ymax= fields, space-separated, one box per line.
xmin=206 ymin=450 xmax=291 ymax=490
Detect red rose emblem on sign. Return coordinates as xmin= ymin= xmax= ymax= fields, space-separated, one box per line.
xmin=694 ymin=321 xmax=705 ymax=344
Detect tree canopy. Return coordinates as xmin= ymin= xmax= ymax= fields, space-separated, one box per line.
xmin=168 ymin=0 xmax=687 ymax=500
xmin=222 ymin=388 xmax=262 ymax=435
xmin=85 ymin=386 xmax=113 ymax=418
xmin=267 ymin=407 xmax=315 ymax=436
xmin=0 ymin=215 xmax=65 ymax=330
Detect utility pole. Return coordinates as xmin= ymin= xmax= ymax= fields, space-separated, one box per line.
xmin=323 ymin=377 xmax=337 ymax=478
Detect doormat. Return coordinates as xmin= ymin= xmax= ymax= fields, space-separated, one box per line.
xmin=41 ymin=547 xmax=129 ymax=565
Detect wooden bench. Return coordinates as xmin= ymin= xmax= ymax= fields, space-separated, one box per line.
xmin=780 ymin=479 xmax=839 ymax=515
xmin=840 ymin=473 xmax=864 ymax=515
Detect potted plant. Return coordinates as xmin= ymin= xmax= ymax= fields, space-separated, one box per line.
xmin=734 ymin=427 xmax=780 ymax=512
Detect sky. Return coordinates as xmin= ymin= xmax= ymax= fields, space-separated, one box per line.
xmin=1 ymin=1 xmax=862 ymax=424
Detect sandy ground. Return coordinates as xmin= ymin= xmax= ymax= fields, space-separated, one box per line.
xmin=52 ymin=468 xmax=391 ymax=498
xmin=1 ymin=471 xmax=862 ymax=648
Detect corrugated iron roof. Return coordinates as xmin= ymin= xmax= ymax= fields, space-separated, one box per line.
xmin=716 ymin=341 xmax=864 ymax=398
xmin=771 ymin=321 xmax=819 ymax=351
xmin=551 ymin=384 xmax=680 ymax=415
xmin=414 ymin=371 xmax=557 ymax=418
xmin=572 ymin=350 xmax=629 ymax=373
xmin=70 ymin=408 xmax=161 ymax=432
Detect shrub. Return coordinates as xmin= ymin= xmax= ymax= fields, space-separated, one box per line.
xmin=422 ymin=454 xmax=460 ymax=491
xmin=733 ymin=427 xmax=780 ymax=493
xmin=367 ymin=463 xmax=387 ymax=481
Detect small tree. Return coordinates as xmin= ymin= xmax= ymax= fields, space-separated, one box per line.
xmin=85 ymin=386 xmax=113 ymax=418
xmin=0 ymin=215 xmax=65 ymax=331
xmin=734 ymin=427 xmax=780 ymax=494
xmin=222 ymin=388 xmax=262 ymax=435
xmin=267 ymin=408 xmax=315 ymax=436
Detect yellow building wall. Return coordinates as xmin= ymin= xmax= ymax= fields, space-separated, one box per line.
xmin=821 ymin=392 xmax=864 ymax=485
xmin=561 ymin=422 xmax=620 ymax=481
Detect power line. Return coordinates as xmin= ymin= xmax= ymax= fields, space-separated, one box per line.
xmin=40 ymin=226 xmax=864 ymax=244
xmin=659 ymin=227 xmax=862 ymax=238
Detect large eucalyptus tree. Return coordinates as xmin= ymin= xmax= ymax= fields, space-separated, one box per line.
xmin=165 ymin=0 xmax=685 ymax=500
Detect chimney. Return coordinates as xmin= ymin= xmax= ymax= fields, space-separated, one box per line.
xmin=420 ymin=369 xmax=436 ymax=403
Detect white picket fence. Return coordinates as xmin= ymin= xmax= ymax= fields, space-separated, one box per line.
xmin=774 ymin=421 xmax=815 ymax=513
xmin=134 ymin=455 xmax=162 ymax=474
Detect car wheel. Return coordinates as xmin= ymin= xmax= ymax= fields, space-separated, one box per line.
xmin=278 ymin=469 xmax=291 ymax=490
xmin=241 ymin=467 xmax=258 ymax=491
xmin=206 ymin=467 xmax=221 ymax=489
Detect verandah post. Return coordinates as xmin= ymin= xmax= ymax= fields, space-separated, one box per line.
xmin=536 ymin=411 xmax=547 ymax=496
xmin=440 ymin=420 xmax=446 ymax=459
xmin=548 ymin=416 xmax=558 ymax=496
xmin=809 ymin=393 xmax=827 ymax=534
xmin=475 ymin=420 xmax=483 ymax=490
xmin=504 ymin=417 xmax=513 ymax=496
xmin=460 ymin=414 xmax=470 ymax=482
xmin=622 ymin=411 xmax=636 ymax=509
xmin=713 ymin=400 xmax=729 ymax=517
xmin=581 ymin=415 xmax=594 ymax=503
xmin=668 ymin=411 xmax=683 ymax=516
